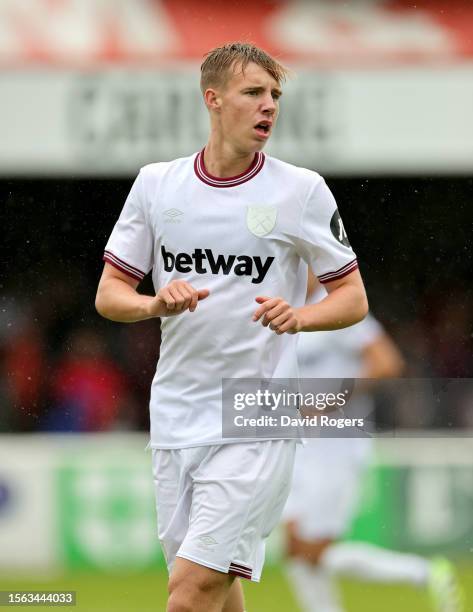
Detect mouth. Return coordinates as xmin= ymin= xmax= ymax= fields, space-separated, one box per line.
xmin=254 ymin=121 xmax=272 ymax=139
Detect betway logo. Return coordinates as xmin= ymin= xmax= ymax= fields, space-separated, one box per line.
xmin=161 ymin=245 xmax=274 ymax=284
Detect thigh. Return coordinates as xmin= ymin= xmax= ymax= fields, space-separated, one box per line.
xmin=222 ymin=578 xmax=245 ymax=612
xmin=152 ymin=448 xmax=199 ymax=571
xmin=178 ymin=440 xmax=296 ymax=582
xmin=169 ymin=557 xmax=235 ymax=612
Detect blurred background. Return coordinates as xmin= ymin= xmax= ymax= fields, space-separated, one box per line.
xmin=1 ymin=1 xmax=472 ymax=610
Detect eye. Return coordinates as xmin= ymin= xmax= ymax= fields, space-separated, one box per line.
xmin=247 ymin=90 xmax=258 ymax=96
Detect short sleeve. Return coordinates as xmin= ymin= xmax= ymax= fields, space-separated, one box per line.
xmin=345 ymin=313 xmax=384 ymax=349
xmin=103 ymin=170 xmax=153 ymax=281
xmin=296 ymin=178 xmax=358 ymax=284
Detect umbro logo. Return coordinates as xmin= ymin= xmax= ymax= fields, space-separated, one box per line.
xmin=199 ymin=535 xmax=218 ymax=546
xmin=164 ymin=208 xmax=183 ymax=223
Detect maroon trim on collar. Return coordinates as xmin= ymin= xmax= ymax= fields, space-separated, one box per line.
xmin=194 ymin=148 xmax=265 ymax=188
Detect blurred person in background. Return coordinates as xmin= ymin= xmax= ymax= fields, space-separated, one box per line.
xmin=95 ymin=42 xmax=368 ymax=612
xmin=282 ymin=270 xmax=463 ymax=612
xmin=424 ymin=286 xmax=473 ymax=379
xmin=44 ymin=326 xmax=134 ymax=431
xmin=115 ymin=321 xmax=161 ymax=431
xmin=1 ymin=303 xmax=47 ymax=431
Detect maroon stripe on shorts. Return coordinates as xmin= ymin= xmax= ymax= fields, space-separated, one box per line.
xmin=229 ymin=562 xmax=253 ymax=580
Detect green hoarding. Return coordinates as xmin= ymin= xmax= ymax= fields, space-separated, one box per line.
xmin=57 ymin=452 xmax=473 ymax=570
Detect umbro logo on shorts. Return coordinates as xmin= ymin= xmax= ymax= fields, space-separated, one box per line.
xmin=161 ymin=245 xmax=274 ymax=284
xmin=198 ymin=535 xmax=218 ymax=547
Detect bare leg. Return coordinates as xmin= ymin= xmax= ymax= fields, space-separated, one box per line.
xmin=222 ymin=579 xmax=245 ymax=612
xmin=285 ymin=522 xmax=342 ymax=612
xmin=167 ymin=557 xmax=235 ymax=612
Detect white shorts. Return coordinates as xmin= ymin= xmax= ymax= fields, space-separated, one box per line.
xmin=152 ymin=440 xmax=296 ymax=582
xmin=283 ymin=439 xmax=372 ymax=539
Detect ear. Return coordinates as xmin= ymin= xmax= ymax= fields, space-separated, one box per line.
xmin=204 ymin=88 xmax=222 ymax=112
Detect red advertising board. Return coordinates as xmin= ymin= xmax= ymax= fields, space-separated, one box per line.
xmin=1 ymin=0 xmax=473 ymax=68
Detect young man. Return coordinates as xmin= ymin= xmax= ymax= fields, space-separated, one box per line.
xmin=283 ymin=272 xmax=463 ymax=612
xmin=96 ymin=43 xmax=368 ymax=612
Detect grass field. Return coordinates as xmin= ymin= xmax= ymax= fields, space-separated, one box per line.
xmin=1 ymin=564 xmax=471 ymax=611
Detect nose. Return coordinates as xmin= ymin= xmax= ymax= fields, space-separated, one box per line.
xmin=261 ymin=91 xmax=276 ymax=115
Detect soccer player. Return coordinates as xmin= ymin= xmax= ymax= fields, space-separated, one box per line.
xmin=95 ymin=43 xmax=368 ymax=612
xmin=283 ymin=271 xmax=463 ymax=612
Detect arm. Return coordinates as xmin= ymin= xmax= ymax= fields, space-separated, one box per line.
xmin=255 ymin=176 xmax=368 ymax=335
xmin=95 ymin=263 xmax=209 ymax=323
xmin=252 ymin=268 xmax=368 ymax=334
xmin=297 ymin=268 xmax=368 ymax=331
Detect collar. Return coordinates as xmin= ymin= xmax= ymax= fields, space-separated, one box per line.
xmin=194 ymin=148 xmax=265 ymax=188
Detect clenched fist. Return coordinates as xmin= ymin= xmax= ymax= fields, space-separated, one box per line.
xmin=147 ymin=280 xmax=210 ymax=317
xmin=252 ymin=296 xmax=302 ymax=335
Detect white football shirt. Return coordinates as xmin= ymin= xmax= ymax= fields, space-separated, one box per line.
xmin=296 ymin=286 xmax=383 ymax=460
xmin=104 ymin=150 xmax=358 ymax=448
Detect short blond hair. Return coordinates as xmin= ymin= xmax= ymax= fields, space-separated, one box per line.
xmin=200 ymin=42 xmax=288 ymax=93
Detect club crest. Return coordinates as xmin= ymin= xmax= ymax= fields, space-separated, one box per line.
xmin=246 ymin=206 xmax=277 ymax=237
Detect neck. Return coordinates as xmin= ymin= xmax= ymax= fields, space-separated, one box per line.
xmin=203 ymin=139 xmax=257 ymax=178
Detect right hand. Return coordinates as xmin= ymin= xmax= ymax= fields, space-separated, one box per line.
xmin=147 ymin=280 xmax=210 ymax=317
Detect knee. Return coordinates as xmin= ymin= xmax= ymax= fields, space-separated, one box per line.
xmin=166 ymin=593 xmax=192 ymax=612
xmin=167 ymin=571 xmax=222 ymax=612
xmin=166 ymin=582 xmax=192 ymax=612
xmin=310 ymin=539 xmax=332 ymax=565
xmin=167 ymin=575 xmax=190 ymax=612
xmin=286 ymin=527 xmax=334 ymax=565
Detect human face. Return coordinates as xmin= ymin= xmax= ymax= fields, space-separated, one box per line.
xmin=214 ymin=61 xmax=282 ymax=153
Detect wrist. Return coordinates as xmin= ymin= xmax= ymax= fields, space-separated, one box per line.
xmin=295 ymin=306 xmax=315 ymax=332
xmin=139 ymin=295 xmax=156 ymax=319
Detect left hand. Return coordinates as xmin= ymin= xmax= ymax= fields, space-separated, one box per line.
xmin=252 ymin=296 xmax=302 ymax=335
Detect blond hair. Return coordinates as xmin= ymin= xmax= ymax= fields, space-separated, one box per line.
xmin=200 ymin=42 xmax=288 ymax=93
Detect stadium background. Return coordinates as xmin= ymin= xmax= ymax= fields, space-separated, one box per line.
xmin=1 ymin=1 xmax=472 ymax=610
